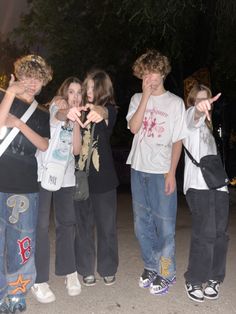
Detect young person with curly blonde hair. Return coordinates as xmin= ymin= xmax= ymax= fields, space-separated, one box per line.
xmin=0 ymin=54 xmax=52 ymax=313
xmin=126 ymin=49 xmax=186 ymax=295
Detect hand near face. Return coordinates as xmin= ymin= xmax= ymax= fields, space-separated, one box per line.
xmin=195 ymin=93 xmax=221 ymax=121
xmin=7 ymin=74 xmax=26 ymax=96
xmin=7 ymin=74 xmax=43 ymax=99
xmin=142 ymin=75 xmax=152 ymax=97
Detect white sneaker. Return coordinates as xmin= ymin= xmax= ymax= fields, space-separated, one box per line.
xmin=65 ymin=272 xmax=81 ymax=296
xmin=31 ymin=283 xmax=56 ymax=303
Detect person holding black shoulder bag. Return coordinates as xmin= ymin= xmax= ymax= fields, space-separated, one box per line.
xmin=183 ymin=83 xmax=229 ymax=303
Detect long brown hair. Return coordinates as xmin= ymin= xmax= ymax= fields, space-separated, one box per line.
xmin=82 ymin=69 xmax=116 ymax=107
xmin=57 ymin=76 xmax=82 ymax=101
xmin=187 ymin=83 xmax=212 ymax=129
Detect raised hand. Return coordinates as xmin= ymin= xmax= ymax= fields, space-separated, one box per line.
xmin=142 ymin=74 xmax=152 ymax=97
xmin=52 ymin=96 xmax=68 ymax=109
xmin=6 ymin=74 xmax=26 ymax=96
xmin=196 ymin=93 xmax=221 ymax=121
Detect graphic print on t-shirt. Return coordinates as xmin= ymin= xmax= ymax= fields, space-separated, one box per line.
xmin=140 ymin=107 xmax=168 ymax=142
xmin=52 ymin=124 xmax=73 ymax=161
xmin=78 ymin=124 xmax=99 ymax=171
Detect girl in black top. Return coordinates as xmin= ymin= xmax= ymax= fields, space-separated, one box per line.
xmin=67 ymin=69 xmax=119 ymax=286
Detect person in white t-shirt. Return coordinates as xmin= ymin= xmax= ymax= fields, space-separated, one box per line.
xmin=126 ymin=49 xmax=186 ymax=295
xmin=31 ymin=77 xmax=82 ymax=303
xmin=183 ymin=83 xmax=229 ymax=303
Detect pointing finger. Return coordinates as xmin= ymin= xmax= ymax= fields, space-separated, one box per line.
xmin=209 ymin=93 xmax=221 ymax=104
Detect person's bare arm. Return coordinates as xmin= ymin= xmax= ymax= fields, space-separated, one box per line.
xmin=165 ymin=140 xmax=182 ymax=195
xmin=128 ymin=76 xmax=152 ymax=134
xmin=6 ymin=114 xmax=48 ymax=151
xmin=72 ymin=121 xmax=81 ymax=155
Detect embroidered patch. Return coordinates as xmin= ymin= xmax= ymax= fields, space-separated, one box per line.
xmin=17 ymin=236 xmax=32 ymax=264
xmin=7 ymin=195 xmax=29 ymax=224
xmin=160 ymin=256 xmax=171 ymax=277
xmin=9 ymin=274 xmax=31 ymax=294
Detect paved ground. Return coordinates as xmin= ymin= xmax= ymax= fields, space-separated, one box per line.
xmin=25 ymin=187 xmax=236 ymax=314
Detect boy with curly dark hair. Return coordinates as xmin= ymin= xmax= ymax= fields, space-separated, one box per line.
xmin=126 ymin=49 xmax=186 ymax=295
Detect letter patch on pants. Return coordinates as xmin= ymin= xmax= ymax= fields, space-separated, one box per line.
xmin=7 ymin=195 xmax=29 ymax=224
xmin=17 ymin=237 xmax=32 ymax=264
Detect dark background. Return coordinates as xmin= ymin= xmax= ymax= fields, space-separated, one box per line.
xmin=1 ymin=0 xmax=236 ymax=187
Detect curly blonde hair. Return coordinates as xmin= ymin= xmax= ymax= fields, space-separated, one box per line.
xmin=132 ymin=49 xmax=171 ymax=79
xmin=14 ymin=54 xmax=53 ymax=86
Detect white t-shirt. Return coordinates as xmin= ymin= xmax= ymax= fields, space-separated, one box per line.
xmin=126 ymin=91 xmax=186 ymax=173
xmin=183 ymin=106 xmax=228 ymax=194
xmin=36 ymin=103 xmax=76 ymax=187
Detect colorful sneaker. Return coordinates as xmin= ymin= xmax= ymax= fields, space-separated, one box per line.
xmin=103 ymin=276 xmax=116 ymax=286
xmin=149 ymin=275 xmax=169 ymax=295
xmin=31 ymin=282 xmax=56 ymax=303
xmin=8 ymin=295 xmax=26 ymax=313
xmin=204 ymin=280 xmax=220 ymax=300
xmin=185 ymin=282 xmax=204 ymax=302
xmin=165 ymin=276 xmax=176 ymax=286
xmin=65 ymin=272 xmax=81 ymax=296
xmin=139 ymin=269 xmax=158 ymax=288
xmin=82 ymin=275 xmax=96 ymax=287
xmin=0 ymin=300 xmax=9 ymax=314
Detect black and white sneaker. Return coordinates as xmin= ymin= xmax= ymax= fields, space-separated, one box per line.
xmin=204 ymin=280 xmax=220 ymax=300
xmin=149 ymin=276 xmax=169 ymax=295
xmin=139 ymin=269 xmax=158 ymax=288
xmin=82 ymin=275 xmax=96 ymax=286
xmin=185 ymin=282 xmax=204 ymax=302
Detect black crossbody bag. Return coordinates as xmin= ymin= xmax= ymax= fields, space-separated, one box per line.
xmin=183 ymin=146 xmax=229 ymax=189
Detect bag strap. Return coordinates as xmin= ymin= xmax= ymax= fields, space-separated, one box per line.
xmin=85 ymin=123 xmax=95 ymax=175
xmin=0 ymin=99 xmax=38 ymax=157
xmin=183 ymin=146 xmax=200 ymax=167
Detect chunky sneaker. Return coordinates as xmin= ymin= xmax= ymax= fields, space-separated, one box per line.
xmin=139 ymin=269 xmax=158 ymax=288
xmin=103 ymin=276 xmax=116 ymax=286
xmin=65 ymin=272 xmax=81 ymax=296
xmin=8 ymin=295 xmax=26 ymax=313
xmin=204 ymin=280 xmax=220 ymax=300
xmin=0 ymin=300 xmax=9 ymax=314
xmin=31 ymin=283 xmax=56 ymax=303
xmin=82 ymin=275 xmax=96 ymax=287
xmin=149 ymin=275 xmax=169 ymax=295
xmin=185 ymin=282 xmax=204 ymax=302
xmin=165 ymin=276 xmax=176 ymax=286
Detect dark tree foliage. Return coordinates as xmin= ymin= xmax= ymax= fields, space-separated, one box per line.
xmin=8 ymin=0 xmax=236 ymax=146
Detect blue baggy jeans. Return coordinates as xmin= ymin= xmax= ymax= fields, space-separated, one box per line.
xmin=131 ymin=169 xmax=177 ymax=280
xmin=0 ymin=192 xmax=38 ymax=301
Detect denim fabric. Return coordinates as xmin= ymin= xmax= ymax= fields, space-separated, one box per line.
xmin=185 ymin=188 xmax=229 ymax=285
xmin=0 ymin=192 xmax=38 ymax=300
xmin=131 ymin=169 xmax=177 ymax=280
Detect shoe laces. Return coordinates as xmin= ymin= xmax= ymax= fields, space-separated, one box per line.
xmin=208 ymin=280 xmax=219 ymax=288
xmin=142 ymin=269 xmax=157 ymax=281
